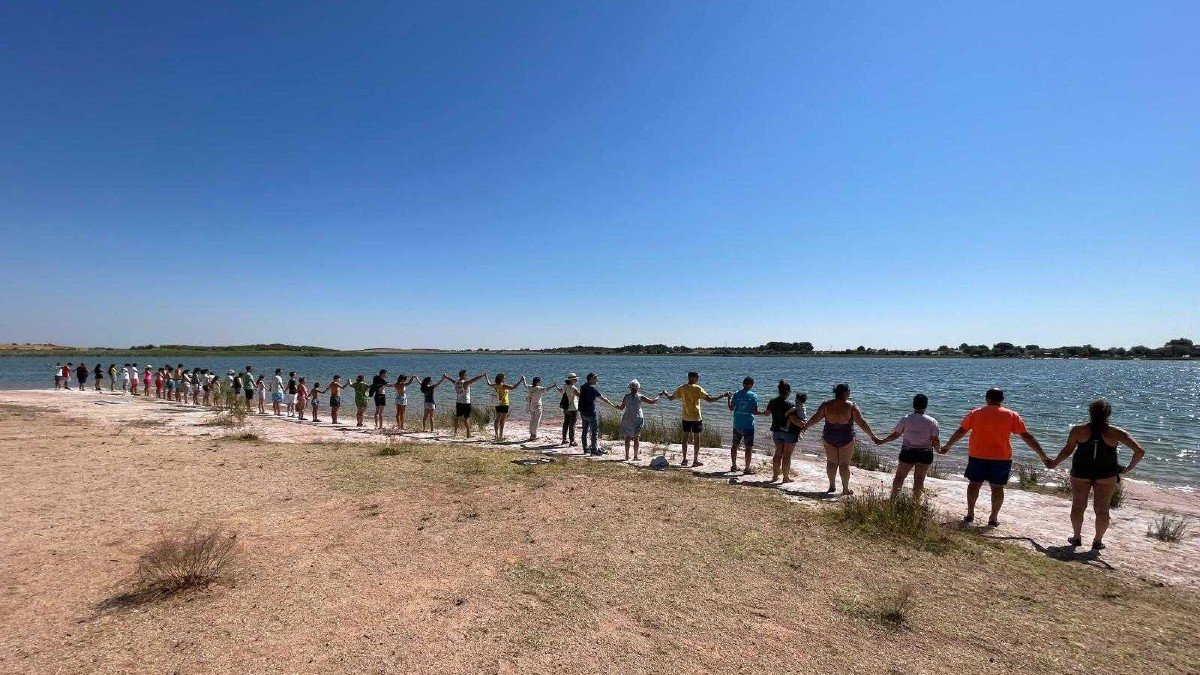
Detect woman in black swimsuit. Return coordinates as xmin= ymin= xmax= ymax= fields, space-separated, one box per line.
xmin=1049 ymin=399 xmax=1145 ymax=550
xmin=801 ymin=383 xmax=880 ymax=495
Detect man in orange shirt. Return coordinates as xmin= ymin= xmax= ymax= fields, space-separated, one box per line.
xmin=941 ymin=388 xmax=1049 ymax=527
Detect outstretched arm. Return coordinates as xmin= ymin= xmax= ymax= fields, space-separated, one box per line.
xmin=875 ymin=429 xmax=902 ymax=446
xmin=467 ymin=374 xmax=486 ymax=386
xmin=1019 ymin=432 xmax=1049 ymax=463
xmin=640 ymin=395 xmax=661 ymax=404
xmin=852 ymin=407 xmax=880 ymax=443
xmin=941 ymin=427 xmax=967 ymax=453
xmin=1049 ymin=426 xmax=1079 ymax=468
xmin=801 ymin=403 xmax=827 ymax=431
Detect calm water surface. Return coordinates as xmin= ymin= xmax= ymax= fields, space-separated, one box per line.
xmin=5 ymin=355 xmax=1198 ymax=490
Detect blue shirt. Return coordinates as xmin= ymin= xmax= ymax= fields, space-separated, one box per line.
xmin=579 ymin=383 xmax=602 ymax=416
xmin=730 ymin=389 xmax=759 ymax=429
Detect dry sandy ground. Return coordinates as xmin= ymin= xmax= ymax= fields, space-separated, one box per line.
xmin=1 ymin=390 xmax=1198 ymax=674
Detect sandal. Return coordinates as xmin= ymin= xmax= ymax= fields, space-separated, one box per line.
xmin=1067 ymin=536 xmax=1082 ymax=547
xmin=1091 ymin=540 xmax=1106 ymax=550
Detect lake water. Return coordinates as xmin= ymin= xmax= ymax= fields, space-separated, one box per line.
xmin=5 ymin=355 xmax=1198 ymax=490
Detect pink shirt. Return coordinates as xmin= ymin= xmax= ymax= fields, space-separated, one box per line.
xmin=893 ymin=412 xmax=940 ymax=449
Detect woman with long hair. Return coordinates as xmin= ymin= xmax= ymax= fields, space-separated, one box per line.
xmin=1049 ymin=399 xmax=1146 ymax=550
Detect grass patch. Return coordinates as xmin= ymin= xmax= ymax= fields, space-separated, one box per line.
xmin=1109 ymin=481 xmax=1125 ymax=509
xmin=871 ymin=585 xmax=915 ymax=628
xmin=851 ymin=442 xmax=885 ymax=472
xmin=377 ymin=444 xmax=406 ymax=456
xmin=1147 ymin=514 xmax=1190 ymax=542
xmin=432 ymin=406 xmax=493 ymax=432
xmin=1016 ymin=462 xmax=1043 ymax=490
xmin=837 ymin=487 xmax=952 ymax=552
xmin=507 ymin=562 xmax=591 ymax=614
xmin=101 ymin=523 xmax=238 ymax=608
xmin=202 ymin=408 xmax=247 ymax=428
xmin=229 ymin=432 xmax=260 ymax=442
xmin=603 ymin=413 xmax=723 ymax=447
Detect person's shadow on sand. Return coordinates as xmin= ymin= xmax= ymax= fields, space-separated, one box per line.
xmin=989 ymin=534 xmax=1115 ymax=571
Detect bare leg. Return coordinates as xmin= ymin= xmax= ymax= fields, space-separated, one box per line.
xmin=837 ymin=443 xmax=854 ymax=494
xmin=1069 ymin=478 xmax=1091 ymax=540
xmin=911 ymin=464 xmax=929 ymax=501
xmin=633 ymin=436 xmax=640 ymax=460
xmin=771 ymin=441 xmax=784 ymax=481
xmin=822 ymin=442 xmax=838 ymax=492
xmin=892 ymin=462 xmax=914 ymax=499
xmin=988 ymin=484 xmax=1005 ymax=524
xmin=624 ymin=437 xmax=631 ymax=460
xmin=781 ymin=442 xmax=796 ymax=482
xmin=965 ymin=481 xmax=982 ymax=521
xmin=1091 ymin=477 xmax=1118 ymax=545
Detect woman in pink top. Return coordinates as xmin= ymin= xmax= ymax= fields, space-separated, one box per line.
xmin=874 ymin=394 xmax=941 ymax=500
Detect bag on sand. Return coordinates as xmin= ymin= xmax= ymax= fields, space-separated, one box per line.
xmin=649 ymin=455 xmax=670 ymax=470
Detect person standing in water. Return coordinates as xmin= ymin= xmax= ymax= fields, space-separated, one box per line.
xmin=419 ymin=375 xmax=449 ymax=433
xmin=941 ymin=387 xmax=1049 ymax=527
xmin=1048 ymin=399 xmax=1146 ymax=550
xmin=614 ymin=379 xmax=661 ymax=461
xmin=487 ymin=373 xmax=525 ymax=441
xmin=801 ymin=383 xmax=880 ymax=495
xmin=728 ymin=377 xmax=765 ymax=474
xmin=661 ymin=372 xmax=730 ymax=467
xmin=524 ymin=377 xmax=559 ymax=441
xmin=393 ymin=373 xmax=418 ymax=430
xmin=874 ymin=394 xmax=941 ymax=500
xmin=447 ymin=370 xmax=486 ymax=438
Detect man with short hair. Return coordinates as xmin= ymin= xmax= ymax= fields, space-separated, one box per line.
xmin=662 ymin=372 xmax=730 ymax=467
xmin=728 ymin=377 xmax=765 ymax=474
xmin=941 ymin=388 xmax=1049 ymax=526
xmin=875 ymin=393 xmax=941 ymax=500
xmin=445 ymin=370 xmax=486 ymax=437
xmin=578 ymin=373 xmax=615 ymax=456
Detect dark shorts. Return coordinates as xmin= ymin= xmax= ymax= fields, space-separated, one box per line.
xmin=456 ymin=402 xmax=472 ymax=419
xmin=245 ymin=389 xmax=255 ymax=400
xmin=731 ymin=427 xmax=754 ymax=446
xmin=965 ymin=457 xmax=1012 ymax=485
xmin=898 ymin=446 xmax=934 ymax=466
xmin=330 ymin=395 xmax=341 ymax=407
xmin=374 ymin=394 xmax=386 ymax=407
xmin=495 ymin=405 xmax=510 ymax=414
xmin=681 ymin=420 xmax=703 ymax=433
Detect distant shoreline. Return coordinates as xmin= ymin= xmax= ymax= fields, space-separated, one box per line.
xmin=1 ymin=345 xmax=1195 ymax=361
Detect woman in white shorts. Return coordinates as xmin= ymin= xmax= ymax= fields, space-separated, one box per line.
xmin=393 ymin=373 xmax=418 ymax=430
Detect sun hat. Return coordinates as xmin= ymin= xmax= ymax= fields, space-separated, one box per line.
xmin=566 ymin=372 xmax=578 ymax=380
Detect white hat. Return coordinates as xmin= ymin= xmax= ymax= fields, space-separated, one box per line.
xmin=566 ymin=372 xmax=578 ymax=380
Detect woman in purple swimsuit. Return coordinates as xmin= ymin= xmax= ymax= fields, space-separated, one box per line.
xmin=802 ymin=383 xmax=880 ymax=495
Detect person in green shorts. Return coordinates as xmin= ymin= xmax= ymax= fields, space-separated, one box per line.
xmin=350 ymin=375 xmax=371 ymax=427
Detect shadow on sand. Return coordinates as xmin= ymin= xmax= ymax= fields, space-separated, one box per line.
xmin=987 ymin=534 xmax=1115 ymax=572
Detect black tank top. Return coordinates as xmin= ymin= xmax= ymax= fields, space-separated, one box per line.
xmin=1073 ymin=423 xmax=1119 ymax=471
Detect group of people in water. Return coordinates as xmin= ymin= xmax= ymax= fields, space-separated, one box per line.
xmin=53 ymin=361 xmax=1146 ymax=550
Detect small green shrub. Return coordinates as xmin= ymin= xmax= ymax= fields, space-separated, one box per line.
xmin=1109 ymin=481 xmax=1124 ymax=509
xmin=1016 ymin=463 xmax=1042 ymax=490
xmin=851 ymin=443 xmax=884 ymax=471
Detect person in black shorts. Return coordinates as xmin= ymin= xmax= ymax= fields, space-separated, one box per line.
xmin=875 ymin=394 xmax=942 ymax=500
xmin=370 ymin=370 xmax=390 ymax=430
xmin=1048 ymin=399 xmax=1147 ymax=550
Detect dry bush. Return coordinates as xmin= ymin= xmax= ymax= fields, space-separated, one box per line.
xmin=838 ymin=487 xmax=952 ymax=551
xmin=1147 ymin=514 xmax=1190 ymax=543
xmin=118 ymin=523 xmax=239 ymax=604
xmin=851 ymin=442 xmax=884 ymax=471
xmin=873 ymin=585 xmax=915 ymax=627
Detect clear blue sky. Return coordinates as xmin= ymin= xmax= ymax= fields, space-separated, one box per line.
xmin=1 ymin=1 xmax=1196 ymax=350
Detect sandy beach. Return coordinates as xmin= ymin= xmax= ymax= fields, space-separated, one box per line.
xmin=1 ymin=389 xmax=1198 ymax=674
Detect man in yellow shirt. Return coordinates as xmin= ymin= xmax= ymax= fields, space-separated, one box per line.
xmin=662 ymin=371 xmax=730 ymax=467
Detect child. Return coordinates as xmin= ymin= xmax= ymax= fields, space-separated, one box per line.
xmin=310 ymin=382 xmax=324 ymax=422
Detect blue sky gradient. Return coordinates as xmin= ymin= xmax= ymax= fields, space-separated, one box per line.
xmin=1 ymin=1 xmax=1196 ymax=350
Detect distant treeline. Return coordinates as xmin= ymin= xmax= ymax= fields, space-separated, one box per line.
xmin=509 ymin=338 xmax=1199 ymax=359
xmin=5 ymin=338 xmax=1197 ymax=359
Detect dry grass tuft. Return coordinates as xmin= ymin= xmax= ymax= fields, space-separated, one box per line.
xmin=851 ymin=443 xmax=885 ymax=472
xmin=872 ymin=585 xmax=915 ymax=628
xmin=837 ymin=487 xmax=952 ymax=552
xmin=1146 ymin=514 xmax=1190 ymax=543
xmin=101 ymin=523 xmax=238 ymax=608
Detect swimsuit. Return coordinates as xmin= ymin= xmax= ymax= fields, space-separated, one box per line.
xmin=822 ymin=404 xmax=856 ymax=447
xmin=1070 ymin=423 xmax=1121 ymax=482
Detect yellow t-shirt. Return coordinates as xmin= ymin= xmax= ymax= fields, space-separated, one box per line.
xmin=496 ymin=386 xmax=510 ymax=406
xmin=673 ymin=383 xmax=708 ymax=421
